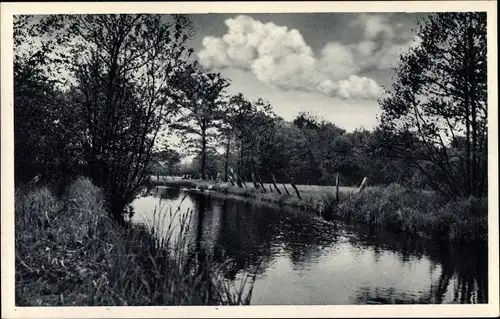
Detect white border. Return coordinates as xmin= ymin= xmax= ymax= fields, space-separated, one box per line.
xmin=1 ymin=2 xmax=498 ymax=318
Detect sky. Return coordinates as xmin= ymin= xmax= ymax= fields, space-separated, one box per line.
xmin=20 ymin=12 xmax=429 ymax=161
xmin=183 ymin=12 xmax=427 ymax=132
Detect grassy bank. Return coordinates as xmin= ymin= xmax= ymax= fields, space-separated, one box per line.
xmin=15 ymin=177 xmax=254 ymax=306
xmin=151 ymin=176 xmax=487 ymax=244
xmin=333 ymin=184 xmax=487 ymax=243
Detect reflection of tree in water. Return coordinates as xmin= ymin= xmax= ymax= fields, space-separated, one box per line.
xmin=346 ymin=224 xmax=488 ymax=304
xmin=279 ymin=213 xmax=339 ymax=270
xmin=175 ymin=190 xmax=487 ymax=305
xmin=157 ymin=186 xmax=183 ymax=200
xmin=209 ymin=197 xmax=280 ymax=280
xmin=443 ymin=244 xmax=488 ymax=304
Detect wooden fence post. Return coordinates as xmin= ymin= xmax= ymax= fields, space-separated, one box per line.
xmin=358 ymin=177 xmax=368 ymax=193
xmin=282 ymin=183 xmax=291 ymax=195
xmin=251 ymin=172 xmax=260 ymax=189
xmin=227 ymin=175 xmax=236 ymax=186
xmin=290 ymin=177 xmax=302 ymax=199
xmin=271 ymin=173 xmax=282 ymax=195
xmin=230 ymin=168 xmax=242 ymax=187
xmin=258 ymin=175 xmax=266 ymax=193
xmin=237 ymin=173 xmax=247 ymax=188
xmin=335 ymin=172 xmax=340 ymax=204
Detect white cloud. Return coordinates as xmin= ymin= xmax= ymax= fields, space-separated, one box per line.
xmin=197 ymin=14 xmax=419 ymax=100
xmin=317 ymin=75 xmax=383 ymax=100
xmin=197 ymin=36 xmax=231 ymax=69
xmin=337 ymin=75 xmax=384 ymax=99
xmin=347 ymin=13 xmax=423 ymax=71
xmin=350 ymin=13 xmax=395 ymax=40
xmin=318 ymin=42 xmax=358 ymax=81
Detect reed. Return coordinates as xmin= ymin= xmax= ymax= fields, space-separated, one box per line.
xmin=15 ymin=177 xmax=257 ymax=306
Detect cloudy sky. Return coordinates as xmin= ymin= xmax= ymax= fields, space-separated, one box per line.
xmin=184 ymin=12 xmax=427 ymax=132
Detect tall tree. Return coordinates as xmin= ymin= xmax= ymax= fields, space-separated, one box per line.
xmin=236 ymin=98 xmax=277 ymax=182
xmin=67 ymin=14 xmax=194 ymax=223
xmin=379 ymin=12 xmax=487 ymax=198
xmin=169 ymin=66 xmax=230 ymax=180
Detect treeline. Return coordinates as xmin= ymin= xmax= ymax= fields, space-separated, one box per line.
xmin=170 ymin=12 xmax=488 ymax=200
xmin=15 ymin=12 xmax=488 ymax=225
xmin=174 ymin=109 xmax=425 ymax=188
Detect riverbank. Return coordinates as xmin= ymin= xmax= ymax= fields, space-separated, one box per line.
xmin=150 ymin=176 xmax=488 ymax=244
xmin=15 ymin=177 xmax=254 ymax=306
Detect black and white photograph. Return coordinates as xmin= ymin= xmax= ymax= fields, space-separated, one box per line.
xmin=1 ymin=1 xmax=498 ymax=318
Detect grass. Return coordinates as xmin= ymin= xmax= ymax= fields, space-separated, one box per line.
xmin=149 ymin=176 xmax=488 ymax=244
xmin=15 ymin=177 xmax=256 ymax=306
xmin=333 ymin=184 xmax=487 ymax=243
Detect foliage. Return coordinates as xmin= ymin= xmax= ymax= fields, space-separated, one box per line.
xmin=148 ymin=147 xmax=182 ymax=176
xmin=379 ymin=12 xmax=488 ymax=198
xmin=66 ymin=14 xmax=195 ymax=222
xmin=168 ymin=65 xmax=230 ymax=180
xmin=14 ymin=14 xmax=196 ymax=222
xmin=13 ymin=15 xmax=79 ymax=190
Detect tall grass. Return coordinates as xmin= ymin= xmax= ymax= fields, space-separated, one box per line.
xmin=15 ymin=177 xmax=256 ymax=306
xmin=331 ymin=184 xmax=487 ymax=243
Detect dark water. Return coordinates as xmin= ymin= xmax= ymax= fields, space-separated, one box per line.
xmin=131 ymin=186 xmax=488 ymax=305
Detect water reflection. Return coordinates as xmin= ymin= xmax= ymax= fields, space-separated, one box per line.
xmin=131 ymin=186 xmax=488 ymax=305
xmin=344 ymin=227 xmax=488 ymax=304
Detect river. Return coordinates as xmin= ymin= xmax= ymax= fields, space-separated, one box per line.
xmin=131 ymin=186 xmax=488 ymax=305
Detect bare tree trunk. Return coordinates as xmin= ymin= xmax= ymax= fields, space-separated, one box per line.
xmin=227 ymin=175 xmax=236 ymax=186
xmin=238 ymin=140 xmax=244 ymax=179
xmin=464 ymin=21 xmax=472 ymax=197
xmin=237 ymin=173 xmax=247 ymax=188
xmin=467 ymin=24 xmax=479 ymax=197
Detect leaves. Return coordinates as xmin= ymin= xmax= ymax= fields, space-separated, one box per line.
xmin=378 ymin=12 xmax=488 ymax=198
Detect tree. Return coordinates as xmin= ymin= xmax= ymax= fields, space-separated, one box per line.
xmin=169 ymin=66 xmax=230 ymax=180
xmin=149 ymin=147 xmax=182 ymax=176
xmin=379 ymin=12 xmax=487 ymax=198
xmin=67 ymin=14 xmax=194 ymax=223
xmin=218 ymin=93 xmax=252 ymax=181
xmin=13 ymin=15 xmax=77 ymax=188
xmin=233 ymin=97 xmax=277 ymax=182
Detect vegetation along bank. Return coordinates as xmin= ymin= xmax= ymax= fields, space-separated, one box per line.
xmin=15 ymin=177 xmax=254 ymax=306
xmin=149 ymin=176 xmax=488 ymax=244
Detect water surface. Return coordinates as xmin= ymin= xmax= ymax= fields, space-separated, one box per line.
xmin=131 ymin=186 xmax=488 ymax=305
